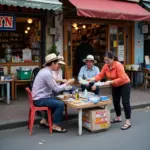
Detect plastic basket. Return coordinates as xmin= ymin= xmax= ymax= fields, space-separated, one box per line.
xmin=17 ymin=69 xmax=31 ymax=80
xmin=145 ymin=65 xmax=150 ymax=69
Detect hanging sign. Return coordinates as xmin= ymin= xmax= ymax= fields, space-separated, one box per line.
xmin=110 ymin=26 xmax=117 ymax=34
xmin=0 ymin=14 xmax=16 ymax=31
xmin=118 ymin=45 xmax=124 ymax=61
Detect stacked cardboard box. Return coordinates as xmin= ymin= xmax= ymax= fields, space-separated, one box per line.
xmin=82 ymin=107 xmax=111 ymax=132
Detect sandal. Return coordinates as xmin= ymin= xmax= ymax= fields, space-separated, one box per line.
xmin=111 ymin=119 xmax=122 ymax=123
xmin=121 ymin=123 xmax=131 ymax=130
xmin=53 ymin=127 xmax=67 ymax=133
xmin=39 ymin=123 xmax=49 ymax=129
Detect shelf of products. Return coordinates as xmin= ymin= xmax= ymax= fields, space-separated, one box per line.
xmin=0 ymin=32 xmax=24 ymax=51
xmin=0 ymin=19 xmax=42 ymax=64
xmin=30 ymin=20 xmax=41 ymax=62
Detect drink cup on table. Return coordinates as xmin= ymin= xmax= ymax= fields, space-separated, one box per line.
xmin=63 ymin=91 xmax=70 ymax=99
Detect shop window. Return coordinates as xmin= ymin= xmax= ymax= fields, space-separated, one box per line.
xmin=0 ymin=17 xmax=41 ymax=63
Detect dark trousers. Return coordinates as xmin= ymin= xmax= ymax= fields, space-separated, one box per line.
xmin=34 ymin=98 xmax=64 ymax=124
xmin=81 ymin=82 xmax=100 ymax=95
xmin=112 ymin=83 xmax=131 ymax=119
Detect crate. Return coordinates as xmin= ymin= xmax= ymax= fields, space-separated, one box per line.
xmin=82 ymin=107 xmax=111 ymax=132
xmin=17 ymin=69 xmax=31 ymax=80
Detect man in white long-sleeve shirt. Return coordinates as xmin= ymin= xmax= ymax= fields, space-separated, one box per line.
xmin=32 ymin=53 xmax=73 ymax=133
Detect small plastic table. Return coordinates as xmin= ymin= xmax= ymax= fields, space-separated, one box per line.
xmin=0 ymin=80 xmax=11 ymax=104
xmin=56 ymin=95 xmax=112 ymax=136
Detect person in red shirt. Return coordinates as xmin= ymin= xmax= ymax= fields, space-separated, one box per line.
xmin=89 ymin=51 xmax=131 ymax=130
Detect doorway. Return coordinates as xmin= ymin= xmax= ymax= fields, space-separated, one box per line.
xmin=64 ymin=21 xmax=133 ymax=79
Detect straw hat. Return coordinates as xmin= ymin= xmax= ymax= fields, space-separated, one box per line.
xmin=58 ymin=56 xmax=66 ymax=65
xmin=43 ymin=53 xmax=59 ymax=66
xmin=83 ymin=55 xmax=97 ymax=63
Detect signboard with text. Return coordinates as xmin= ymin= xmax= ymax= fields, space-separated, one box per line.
xmin=0 ymin=14 xmax=16 ymax=31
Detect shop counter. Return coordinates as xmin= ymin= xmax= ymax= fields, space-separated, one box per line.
xmin=0 ymin=62 xmax=40 ymax=100
xmin=0 ymin=62 xmax=40 ymax=76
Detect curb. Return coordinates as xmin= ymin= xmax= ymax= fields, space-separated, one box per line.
xmin=0 ymin=103 xmax=149 ymax=131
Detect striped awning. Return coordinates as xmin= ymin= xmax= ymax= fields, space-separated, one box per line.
xmin=0 ymin=0 xmax=62 ymax=10
xmin=69 ymin=0 xmax=150 ymax=21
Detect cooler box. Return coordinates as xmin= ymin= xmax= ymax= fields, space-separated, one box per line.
xmin=17 ymin=68 xmax=31 ymax=80
xmin=82 ymin=107 xmax=111 ymax=132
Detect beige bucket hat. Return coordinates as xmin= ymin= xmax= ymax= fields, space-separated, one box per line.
xmin=43 ymin=53 xmax=59 ymax=66
xmin=58 ymin=56 xmax=66 ymax=65
xmin=83 ymin=55 xmax=97 ymax=63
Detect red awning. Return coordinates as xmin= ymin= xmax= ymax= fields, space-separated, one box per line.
xmin=69 ymin=0 xmax=150 ymax=21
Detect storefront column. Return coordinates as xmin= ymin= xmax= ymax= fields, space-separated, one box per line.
xmin=134 ymin=22 xmax=144 ymax=64
xmin=45 ymin=11 xmax=54 ymax=54
xmin=134 ymin=22 xmax=144 ymax=84
xmin=55 ymin=11 xmax=63 ymax=55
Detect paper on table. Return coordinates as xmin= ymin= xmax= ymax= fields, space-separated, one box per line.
xmin=65 ymin=85 xmax=72 ymax=90
xmin=79 ymin=92 xmax=94 ymax=99
xmin=56 ymin=95 xmax=64 ymax=99
xmin=94 ymin=81 xmax=105 ymax=86
xmin=79 ymin=79 xmax=89 ymax=85
xmin=66 ymin=98 xmax=75 ymax=102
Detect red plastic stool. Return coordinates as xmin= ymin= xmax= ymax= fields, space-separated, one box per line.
xmin=26 ymin=87 xmax=53 ymax=135
xmin=64 ymin=104 xmax=68 ymax=121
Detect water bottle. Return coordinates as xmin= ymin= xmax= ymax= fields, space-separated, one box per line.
xmin=75 ymin=89 xmax=79 ymax=100
xmin=84 ymin=89 xmax=88 ymax=98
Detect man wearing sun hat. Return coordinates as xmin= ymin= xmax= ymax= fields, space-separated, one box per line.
xmin=32 ymin=53 xmax=74 ymax=133
xmin=78 ymin=55 xmax=100 ymax=95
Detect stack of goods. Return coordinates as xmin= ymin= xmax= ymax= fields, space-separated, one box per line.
xmin=79 ymin=79 xmax=89 ymax=85
xmin=5 ymin=45 xmax=12 ymax=62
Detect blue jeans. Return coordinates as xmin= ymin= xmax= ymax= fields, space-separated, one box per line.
xmin=34 ymin=98 xmax=64 ymax=124
xmin=81 ymin=82 xmax=100 ymax=95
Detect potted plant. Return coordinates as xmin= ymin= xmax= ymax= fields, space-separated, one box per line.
xmin=47 ymin=44 xmax=60 ymax=56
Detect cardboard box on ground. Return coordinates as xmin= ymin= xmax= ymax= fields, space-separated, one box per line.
xmin=82 ymin=107 xmax=111 ymax=132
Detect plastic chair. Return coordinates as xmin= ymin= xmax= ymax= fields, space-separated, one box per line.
xmin=25 ymin=87 xmax=53 ymax=135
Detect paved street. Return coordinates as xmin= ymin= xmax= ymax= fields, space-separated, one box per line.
xmin=1 ymin=88 xmax=150 ymax=127
xmin=0 ymin=109 xmax=150 ymax=150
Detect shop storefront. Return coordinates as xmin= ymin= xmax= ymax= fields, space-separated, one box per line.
xmin=62 ymin=0 xmax=150 ymax=79
xmin=0 ymin=0 xmax=62 ymax=100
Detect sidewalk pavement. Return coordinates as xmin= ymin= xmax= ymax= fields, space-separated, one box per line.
xmin=0 ymin=87 xmax=150 ymax=130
